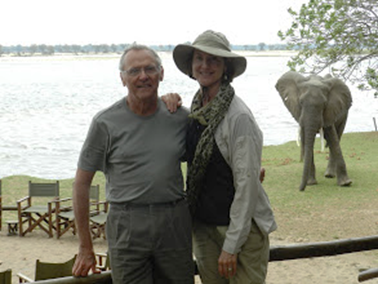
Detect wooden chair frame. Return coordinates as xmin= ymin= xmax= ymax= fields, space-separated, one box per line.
xmin=96 ymin=252 xmax=110 ymax=271
xmin=17 ymin=181 xmax=59 ymax=237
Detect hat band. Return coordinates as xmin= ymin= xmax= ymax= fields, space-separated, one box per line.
xmin=192 ymin=38 xmax=231 ymax=52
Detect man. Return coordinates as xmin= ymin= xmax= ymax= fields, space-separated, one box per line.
xmin=72 ymin=45 xmax=194 ymax=284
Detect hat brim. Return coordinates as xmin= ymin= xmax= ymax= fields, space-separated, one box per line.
xmin=173 ymin=44 xmax=247 ymax=79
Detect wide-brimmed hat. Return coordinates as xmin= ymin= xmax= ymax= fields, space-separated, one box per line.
xmin=173 ymin=30 xmax=247 ymax=80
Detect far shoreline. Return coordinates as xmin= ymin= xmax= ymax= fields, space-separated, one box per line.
xmin=0 ymin=50 xmax=298 ymax=61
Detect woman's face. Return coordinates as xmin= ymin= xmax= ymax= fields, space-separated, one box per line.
xmin=191 ymin=50 xmax=226 ymax=89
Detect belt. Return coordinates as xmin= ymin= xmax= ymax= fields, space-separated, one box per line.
xmin=110 ymin=197 xmax=185 ymax=209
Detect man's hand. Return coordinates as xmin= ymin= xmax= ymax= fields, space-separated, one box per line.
xmin=161 ymin=93 xmax=182 ymax=113
xmin=218 ymin=250 xmax=237 ymax=279
xmin=72 ymin=248 xmax=101 ymax=277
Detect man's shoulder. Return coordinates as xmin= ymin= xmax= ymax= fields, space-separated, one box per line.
xmin=157 ymin=99 xmax=189 ymax=119
xmin=170 ymin=106 xmax=190 ymax=124
xmin=93 ymin=98 xmax=126 ymax=122
xmin=177 ymin=105 xmax=190 ymax=116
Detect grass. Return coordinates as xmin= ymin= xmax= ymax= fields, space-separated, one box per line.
xmin=261 ymin=131 xmax=378 ymax=241
xmin=262 ymin=132 xmax=378 ymax=207
xmin=1 ymin=131 xmax=378 ymax=242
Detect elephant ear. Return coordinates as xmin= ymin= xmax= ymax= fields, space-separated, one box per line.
xmin=275 ymin=71 xmax=306 ymax=122
xmin=323 ymin=77 xmax=353 ymax=127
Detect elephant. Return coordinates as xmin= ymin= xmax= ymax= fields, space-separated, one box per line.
xmin=275 ymin=71 xmax=353 ymax=191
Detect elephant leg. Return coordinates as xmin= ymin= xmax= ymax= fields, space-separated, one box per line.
xmin=325 ymin=142 xmax=336 ymax=178
xmin=325 ymin=116 xmax=347 ymax=178
xmin=323 ymin=126 xmax=352 ymax=186
xmin=325 ymin=160 xmax=336 ymax=178
xmin=324 ymin=126 xmax=338 ymax=178
xmin=335 ymin=113 xmax=348 ymax=139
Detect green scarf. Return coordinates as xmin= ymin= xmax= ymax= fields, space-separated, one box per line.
xmin=186 ymin=83 xmax=235 ymax=216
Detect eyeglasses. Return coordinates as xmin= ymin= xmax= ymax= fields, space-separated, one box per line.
xmin=122 ymin=65 xmax=160 ymax=77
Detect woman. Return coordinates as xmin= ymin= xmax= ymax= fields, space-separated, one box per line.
xmin=167 ymin=30 xmax=277 ymax=284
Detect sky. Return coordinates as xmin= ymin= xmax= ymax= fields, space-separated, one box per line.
xmin=1 ymin=0 xmax=307 ymax=46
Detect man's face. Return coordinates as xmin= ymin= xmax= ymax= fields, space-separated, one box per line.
xmin=120 ymin=49 xmax=164 ymax=102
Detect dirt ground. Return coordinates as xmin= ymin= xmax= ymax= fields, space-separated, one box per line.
xmin=0 ymin=215 xmax=377 ymax=284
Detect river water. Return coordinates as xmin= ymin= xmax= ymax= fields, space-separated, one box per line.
xmin=0 ymin=54 xmax=377 ymax=179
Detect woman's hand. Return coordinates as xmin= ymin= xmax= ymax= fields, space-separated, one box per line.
xmin=218 ymin=250 xmax=237 ymax=279
xmin=161 ymin=93 xmax=182 ymax=113
xmin=260 ymin=167 xmax=266 ymax=183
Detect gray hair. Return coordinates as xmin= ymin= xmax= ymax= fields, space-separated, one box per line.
xmin=119 ymin=44 xmax=162 ymax=71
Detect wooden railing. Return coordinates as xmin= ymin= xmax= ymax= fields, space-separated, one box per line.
xmin=31 ymin=235 xmax=378 ymax=283
xmin=269 ymin=235 xmax=378 ymax=261
xmin=358 ymin=268 xmax=378 ymax=282
xmin=27 ymin=272 xmax=112 ymax=284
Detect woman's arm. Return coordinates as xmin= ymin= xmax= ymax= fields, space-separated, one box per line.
xmin=161 ymin=93 xmax=182 ymax=113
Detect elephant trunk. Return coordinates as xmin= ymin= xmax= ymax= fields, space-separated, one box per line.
xmin=299 ymin=126 xmax=318 ymax=191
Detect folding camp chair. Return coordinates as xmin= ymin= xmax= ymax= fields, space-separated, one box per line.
xmin=89 ymin=201 xmax=108 ymax=239
xmin=0 ymin=180 xmax=2 ymax=231
xmin=17 ymin=255 xmax=76 ymax=283
xmin=17 ymin=181 xmax=59 ymax=237
xmin=0 ymin=269 xmax=12 ymax=284
xmin=54 ymin=184 xmax=101 ymax=239
xmin=0 ymin=179 xmax=19 ymax=234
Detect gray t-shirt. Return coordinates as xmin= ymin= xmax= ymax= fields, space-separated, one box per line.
xmin=78 ymin=97 xmax=189 ymax=204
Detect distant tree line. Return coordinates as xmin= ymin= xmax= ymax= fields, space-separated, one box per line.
xmin=0 ymin=42 xmax=292 ymax=57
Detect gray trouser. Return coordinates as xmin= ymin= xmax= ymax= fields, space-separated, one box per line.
xmin=106 ymin=199 xmax=194 ymax=284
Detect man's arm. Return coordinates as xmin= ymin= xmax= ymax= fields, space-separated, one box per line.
xmin=72 ymin=168 xmax=101 ymax=276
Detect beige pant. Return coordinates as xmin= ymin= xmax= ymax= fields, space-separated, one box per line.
xmin=192 ymin=219 xmax=269 ymax=284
